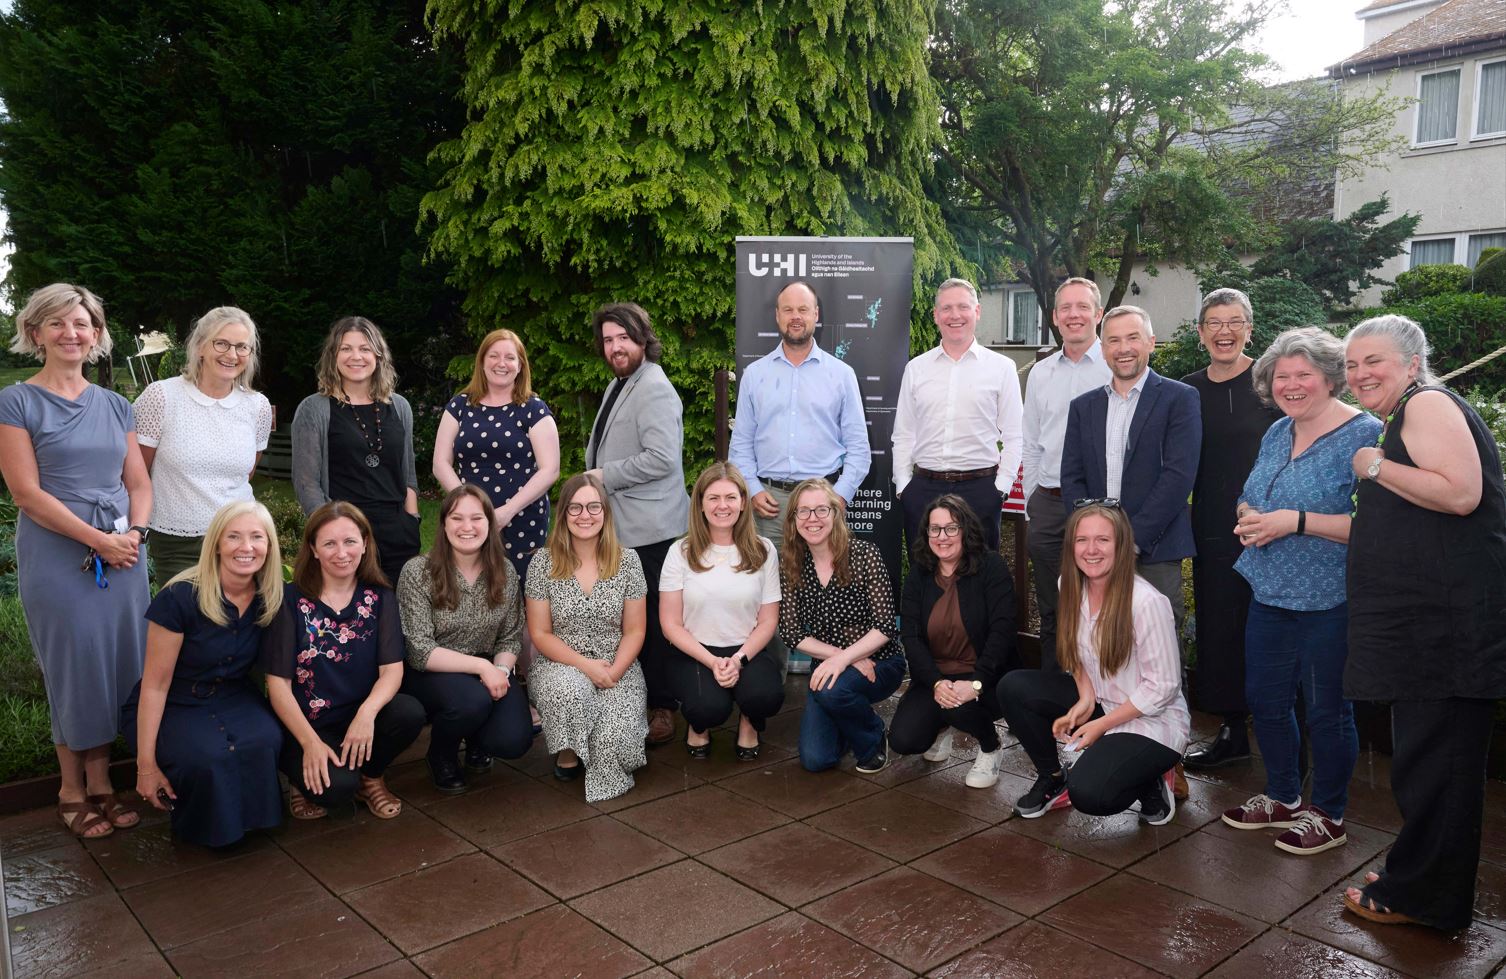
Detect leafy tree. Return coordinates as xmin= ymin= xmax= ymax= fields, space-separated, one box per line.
xmin=0 ymin=0 xmax=466 ymax=409
xmin=422 ymin=0 xmax=962 ymax=475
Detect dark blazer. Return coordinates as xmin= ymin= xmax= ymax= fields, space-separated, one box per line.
xmin=1059 ymin=369 xmax=1201 ymax=564
xmin=900 ymin=551 xmax=1016 ymax=691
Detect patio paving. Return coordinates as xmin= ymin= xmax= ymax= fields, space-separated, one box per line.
xmin=5 ymin=675 xmax=1506 ymax=978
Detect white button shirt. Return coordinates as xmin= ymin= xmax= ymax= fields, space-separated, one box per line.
xmin=891 ymin=340 xmax=1023 ymax=498
xmin=1020 ymin=341 xmax=1112 ymax=504
xmin=1104 ymin=370 xmax=1149 ymax=500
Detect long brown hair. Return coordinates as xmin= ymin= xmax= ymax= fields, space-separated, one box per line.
xmin=426 ymin=484 xmax=513 ymax=610
xmin=294 ymin=501 xmax=390 ymax=596
xmin=315 ymin=315 xmax=397 ymax=402
xmin=685 ymin=462 xmax=767 ymax=573
xmin=778 ymin=478 xmax=851 ymax=590
xmin=546 ymin=473 xmax=623 ymax=581
xmin=460 ymin=328 xmax=533 ymax=406
xmin=1056 ymin=504 xmax=1138 ymax=679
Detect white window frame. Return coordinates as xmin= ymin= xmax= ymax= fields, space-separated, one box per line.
xmin=1467 ymin=231 xmax=1506 ymax=267
xmin=1472 ymin=57 xmax=1506 ymax=140
xmin=1006 ymin=287 xmax=1043 ymax=346
xmin=1408 ymin=237 xmax=1458 ymax=268
xmin=1414 ymin=66 xmax=1462 ymax=148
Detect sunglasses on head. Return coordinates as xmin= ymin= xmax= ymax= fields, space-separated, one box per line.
xmin=1073 ymin=498 xmax=1121 ymax=510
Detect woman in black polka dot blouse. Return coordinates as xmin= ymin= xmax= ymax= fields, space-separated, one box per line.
xmin=433 ymin=329 xmax=561 ymax=574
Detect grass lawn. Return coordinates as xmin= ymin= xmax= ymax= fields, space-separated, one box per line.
xmin=0 ymin=366 xmax=37 ymax=390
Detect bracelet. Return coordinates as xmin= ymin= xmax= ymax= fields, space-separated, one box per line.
xmin=1296 ymin=510 xmax=1307 ymax=535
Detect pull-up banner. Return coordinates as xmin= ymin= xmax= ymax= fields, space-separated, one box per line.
xmin=734 ymin=237 xmax=914 ymax=587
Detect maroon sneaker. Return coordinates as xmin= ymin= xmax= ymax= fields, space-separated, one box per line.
xmin=1274 ymin=806 xmax=1347 ymax=855
xmin=1221 ymin=794 xmax=1303 ymax=830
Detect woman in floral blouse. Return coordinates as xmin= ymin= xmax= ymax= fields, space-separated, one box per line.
xmin=262 ymin=501 xmax=424 ymax=819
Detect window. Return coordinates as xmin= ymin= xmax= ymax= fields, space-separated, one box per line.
xmin=1468 ymin=232 xmax=1506 ymax=267
xmin=1007 ymin=289 xmax=1042 ymax=345
xmin=1416 ymin=68 xmax=1460 ymax=145
xmin=1477 ymin=60 xmax=1506 ymax=138
xmin=1410 ymin=238 xmax=1456 ymax=268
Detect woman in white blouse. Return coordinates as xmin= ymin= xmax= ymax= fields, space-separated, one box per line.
xmin=660 ymin=463 xmax=783 ymax=759
xmin=135 ymin=307 xmax=272 ymax=587
xmin=996 ymin=503 xmax=1189 ymax=825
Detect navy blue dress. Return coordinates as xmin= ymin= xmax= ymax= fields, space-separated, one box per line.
xmin=444 ymin=393 xmax=553 ymax=573
xmin=121 ymin=581 xmax=282 ymax=847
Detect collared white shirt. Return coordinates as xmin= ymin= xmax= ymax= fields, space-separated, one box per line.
xmin=1104 ymin=369 xmax=1149 ymax=500
xmin=891 ymin=340 xmax=1023 ymax=498
xmin=1021 ymin=340 xmax=1112 ymax=504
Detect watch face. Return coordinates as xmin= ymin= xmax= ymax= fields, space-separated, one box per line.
xmin=1368 ymin=458 xmax=1383 ymax=477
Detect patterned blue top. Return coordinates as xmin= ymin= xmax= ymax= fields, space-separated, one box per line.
xmin=1235 ymin=413 xmax=1381 ymax=611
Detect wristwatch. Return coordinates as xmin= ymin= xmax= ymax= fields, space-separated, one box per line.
xmin=735 ymin=654 xmax=748 ymax=667
xmin=1365 ymin=455 xmax=1384 ymax=480
xmin=130 ymin=525 xmax=151 ymax=543
xmin=970 ymin=681 xmax=983 ymax=694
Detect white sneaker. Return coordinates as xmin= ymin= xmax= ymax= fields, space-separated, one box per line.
xmin=923 ymin=728 xmax=954 ymax=762
xmin=965 ymin=748 xmax=1002 ymax=788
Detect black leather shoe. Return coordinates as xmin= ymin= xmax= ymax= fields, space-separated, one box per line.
xmin=1183 ymin=723 xmax=1251 ymax=770
xmin=553 ymin=761 xmax=582 ymax=781
xmin=427 ymin=755 xmax=468 ymax=794
xmin=463 ymin=742 xmax=494 ymax=773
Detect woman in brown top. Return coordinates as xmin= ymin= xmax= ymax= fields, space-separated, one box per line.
xmin=892 ymin=495 xmax=1017 ymax=788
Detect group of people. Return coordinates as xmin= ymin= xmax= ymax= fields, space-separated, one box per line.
xmin=2 ymin=274 xmax=1501 ymax=935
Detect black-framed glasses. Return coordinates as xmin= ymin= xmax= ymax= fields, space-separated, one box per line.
xmin=926 ymin=524 xmax=961 ymax=538
xmin=1073 ymin=498 xmax=1121 ymax=510
xmin=565 ymin=501 xmax=605 ymax=516
xmin=795 ymin=505 xmax=835 ymax=520
xmin=209 ymin=338 xmax=253 ymax=356
xmin=1200 ymin=319 xmax=1249 ymax=334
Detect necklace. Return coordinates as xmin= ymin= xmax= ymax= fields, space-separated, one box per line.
xmin=343 ymin=400 xmax=385 ymax=468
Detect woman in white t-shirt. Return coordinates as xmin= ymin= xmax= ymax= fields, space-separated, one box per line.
xmin=135 ymin=307 xmax=273 ymax=586
xmin=661 ymin=462 xmax=783 ymax=760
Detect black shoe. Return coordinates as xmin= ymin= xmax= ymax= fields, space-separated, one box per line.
xmin=553 ymin=761 xmax=582 ymax=781
xmin=855 ymin=735 xmax=889 ymax=774
xmin=1183 ymin=723 xmax=1251 ymax=771
xmin=427 ymin=755 xmax=467 ymax=794
xmin=686 ymin=735 xmax=712 ymax=760
xmin=735 ymin=742 xmax=761 ymax=762
xmin=463 ymin=742 xmax=494 ymax=774
xmin=1015 ymin=772 xmax=1071 ymax=818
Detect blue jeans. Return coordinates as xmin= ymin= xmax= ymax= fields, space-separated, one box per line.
xmin=798 ymin=655 xmax=906 ymax=771
xmin=1244 ymin=600 xmax=1357 ymax=818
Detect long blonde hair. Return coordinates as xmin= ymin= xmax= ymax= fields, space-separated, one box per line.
xmin=778 ymin=478 xmax=851 ymax=590
xmin=684 ymin=462 xmax=766 ymax=574
xmin=315 ymin=316 xmax=397 ymax=402
xmin=545 ymin=473 xmax=623 ymax=581
xmin=461 ymin=329 xmax=533 ymax=406
xmin=167 ymin=500 xmax=283 ymax=627
xmin=1056 ymin=504 xmax=1137 ymax=679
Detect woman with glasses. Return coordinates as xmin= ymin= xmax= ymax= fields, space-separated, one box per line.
xmin=135 ymin=306 xmax=274 ymax=586
xmin=525 ymin=474 xmax=649 ymax=802
xmin=890 ymin=495 xmax=1016 ymax=788
xmin=779 ymin=478 xmax=905 ymax=774
xmin=661 ymin=463 xmax=782 ymax=760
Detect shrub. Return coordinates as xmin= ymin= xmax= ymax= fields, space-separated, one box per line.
xmin=1476 ymin=248 xmax=1506 ymax=298
xmin=0 ymin=694 xmax=56 ymax=784
xmin=1152 ymin=276 xmax=1325 ymax=379
xmin=1349 ymin=293 xmax=1506 ymax=391
xmin=257 ymin=488 xmax=307 ymax=558
xmin=1381 ymin=264 xmax=1472 ymax=305
xmin=0 ymin=595 xmax=43 ymax=702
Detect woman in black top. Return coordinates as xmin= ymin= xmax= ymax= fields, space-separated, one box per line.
xmin=891 ymin=495 xmax=1016 ymax=789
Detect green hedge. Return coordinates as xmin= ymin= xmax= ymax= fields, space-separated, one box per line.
xmin=1350 ymin=292 xmax=1506 ymax=392
xmin=1381 ymin=264 xmax=1473 ymax=305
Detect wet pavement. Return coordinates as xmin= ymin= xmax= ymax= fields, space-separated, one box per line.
xmin=4 ymin=675 xmax=1504 ymax=978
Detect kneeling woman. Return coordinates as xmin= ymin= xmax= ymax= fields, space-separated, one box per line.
xmin=998 ymin=504 xmax=1189 ymax=824
xmin=892 ymin=495 xmax=1016 ymax=788
xmin=262 ymin=502 xmax=424 ymax=819
xmin=661 ymin=463 xmax=783 ymax=760
xmin=780 ymin=479 xmax=906 ymax=774
xmin=398 ymin=485 xmax=533 ymax=793
xmin=526 ymin=474 xmax=649 ymax=803
xmin=127 ymin=502 xmax=285 ymax=847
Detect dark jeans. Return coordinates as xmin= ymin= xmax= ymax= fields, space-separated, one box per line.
xmin=888 ymin=671 xmax=1003 ymax=754
xmin=798 ymin=655 xmax=906 ymax=771
xmin=276 ymin=694 xmax=425 ymax=808
xmin=902 ymin=474 xmax=1003 ymax=554
xmin=1367 ymin=698 xmax=1494 ymax=930
xmin=401 ymin=669 xmax=534 ymax=761
xmin=673 ymin=643 xmax=785 ymax=734
xmin=1245 ymin=601 xmax=1356 ymax=817
xmin=1025 ymin=488 xmax=1066 ymax=671
xmin=634 ymin=537 xmax=679 ymax=711
xmin=997 ymin=669 xmax=1179 ymax=815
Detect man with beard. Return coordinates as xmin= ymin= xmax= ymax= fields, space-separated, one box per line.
xmin=585 ymin=302 xmax=691 ymax=746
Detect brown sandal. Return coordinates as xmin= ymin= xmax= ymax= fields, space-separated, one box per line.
xmin=288 ymin=785 xmax=328 ymax=820
xmin=355 ymin=776 xmax=402 ymax=819
xmin=88 ymin=792 xmax=141 ymax=829
xmin=58 ymin=800 xmax=113 ymax=839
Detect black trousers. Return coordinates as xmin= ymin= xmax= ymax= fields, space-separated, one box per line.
xmin=672 ymin=644 xmax=785 ymax=734
xmin=997 ymin=669 xmax=1179 ymax=815
xmin=902 ymin=474 xmax=1003 ymax=554
xmin=276 ymin=693 xmax=426 ymax=808
xmin=1025 ymin=488 xmax=1067 ymax=671
xmin=889 ymin=671 xmax=1003 ymax=754
xmin=1367 ymin=698 xmax=1494 ymax=930
xmin=401 ymin=670 xmax=534 ymax=761
xmin=634 ymin=537 xmax=679 ymax=711
xmin=1189 ymin=549 xmax=1252 ymax=715
xmin=363 ymin=502 xmax=423 ymax=589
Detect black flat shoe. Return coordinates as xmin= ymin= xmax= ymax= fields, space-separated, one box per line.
xmin=427 ymin=755 xmax=467 ymax=794
xmin=686 ymin=739 xmax=712 ymax=759
xmin=735 ymin=743 xmax=761 ymax=761
xmin=463 ymin=743 xmax=494 ymax=774
xmin=1183 ymin=724 xmax=1251 ymax=771
xmin=553 ymin=762 xmax=582 ymax=781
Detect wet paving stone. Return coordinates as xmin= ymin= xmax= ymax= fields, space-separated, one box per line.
xmin=489 ymin=815 xmax=681 ymax=899
xmin=281 ymin=806 xmax=475 ymax=894
xmin=413 ymin=905 xmax=648 ymax=978
xmin=9 ymin=891 xmax=169 ymax=979
xmin=927 ymin=919 xmax=1161 ymax=978
xmin=165 ymin=891 xmax=399 ymax=978
xmin=718 ymin=757 xmax=883 ymax=819
xmin=424 ymin=778 xmax=595 ymax=849
xmin=1286 ymin=884 xmax=1506 ymax=979
xmin=669 ymin=911 xmax=913 ymax=978
xmin=3 ymin=843 xmax=112 ymax=916
xmin=894 ymin=762 xmax=1036 ymax=824
xmin=698 ymin=822 xmax=897 ymax=907
xmin=910 ymin=826 xmax=1112 ymax=917
xmin=83 ymin=819 xmax=273 ymax=890
xmin=806 ymin=790 xmax=988 ymax=863
xmin=1206 ymin=929 xmax=1408 ymax=978
xmin=611 ymin=783 xmax=789 ymax=855
xmin=998 ymin=797 xmax=1198 ymax=869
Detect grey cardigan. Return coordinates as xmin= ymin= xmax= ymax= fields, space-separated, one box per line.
xmin=291 ymin=392 xmax=419 ymax=515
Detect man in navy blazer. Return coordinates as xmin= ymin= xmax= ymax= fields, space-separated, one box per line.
xmin=1060 ymin=305 xmax=1201 ymax=639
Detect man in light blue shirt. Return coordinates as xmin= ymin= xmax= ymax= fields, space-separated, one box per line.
xmin=731 ymin=279 xmax=870 ymax=547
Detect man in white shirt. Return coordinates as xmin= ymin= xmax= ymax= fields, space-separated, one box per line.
xmin=1021 ymin=277 xmax=1112 ymax=669
xmin=892 ymin=278 xmax=1023 ymax=552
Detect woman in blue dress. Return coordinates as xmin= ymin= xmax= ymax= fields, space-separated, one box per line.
xmin=126 ymin=501 xmax=285 ymax=847
xmin=0 ymin=283 xmax=151 ymax=840
xmin=262 ymin=501 xmax=424 ymax=820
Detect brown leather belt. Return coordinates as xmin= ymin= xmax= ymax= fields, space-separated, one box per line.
xmin=762 ymin=472 xmax=842 ymax=492
xmin=1037 ymin=486 xmax=1062 ymax=498
xmin=913 ymin=465 xmax=998 ymax=483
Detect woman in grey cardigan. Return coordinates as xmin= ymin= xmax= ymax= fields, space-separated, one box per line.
xmin=292 ymin=316 xmax=421 ymax=585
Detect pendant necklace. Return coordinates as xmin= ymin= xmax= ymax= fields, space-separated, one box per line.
xmin=346 ymin=400 xmax=385 ymax=468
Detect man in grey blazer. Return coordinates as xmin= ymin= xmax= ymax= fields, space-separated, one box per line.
xmin=585 ymin=302 xmax=692 ymax=745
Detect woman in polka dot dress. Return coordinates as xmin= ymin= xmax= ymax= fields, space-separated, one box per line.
xmin=433 ymin=329 xmax=561 ymax=574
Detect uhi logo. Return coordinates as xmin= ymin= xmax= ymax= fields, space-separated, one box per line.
xmin=746 ymin=252 xmax=808 ymax=277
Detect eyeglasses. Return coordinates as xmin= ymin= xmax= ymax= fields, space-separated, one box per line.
xmin=565 ymin=501 xmax=604 ymax=516
xmin=1200 ymin=319 xmax=1249 ymax=334
xmin=926 ymin=524 xmax=961 ymax=538
xmin=1073 ymin=498 xmax=1121 ymax=510
xmin=795 ymin=505 xmax=835 ymax=520
xmin=209 ymin=338 xmax=253 ymax=356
